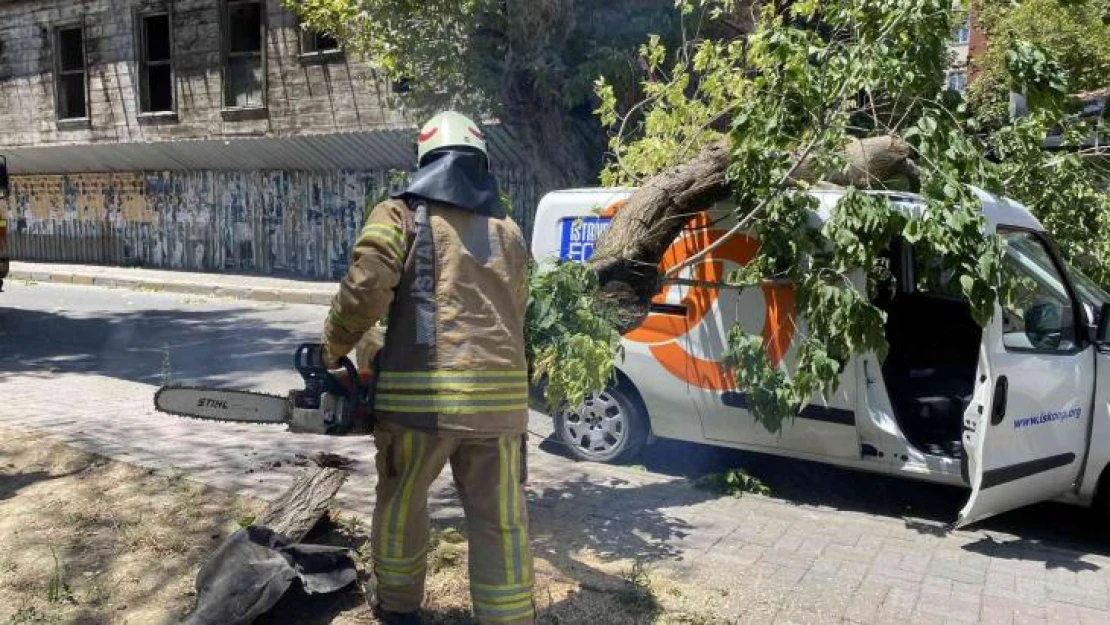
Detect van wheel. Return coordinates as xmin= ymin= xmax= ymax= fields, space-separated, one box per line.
xmin=1096 ymin=470 xmax=1110 ymax=523
xmin=553 ymin=386 xmax=648 ymax=464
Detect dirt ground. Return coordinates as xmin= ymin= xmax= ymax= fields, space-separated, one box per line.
xmin=0 ymin=428 xmax=730 ymax=625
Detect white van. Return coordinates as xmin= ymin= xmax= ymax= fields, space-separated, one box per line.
xmin=531 ymin=187 xmax=1110 ymax=527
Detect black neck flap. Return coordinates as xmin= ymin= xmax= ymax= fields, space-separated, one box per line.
xmin=392 ymin=148 xmax=504 ymax=217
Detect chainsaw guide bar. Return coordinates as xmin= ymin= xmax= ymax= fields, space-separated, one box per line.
xmin=153 ymin=386 xmax=291 ymax=425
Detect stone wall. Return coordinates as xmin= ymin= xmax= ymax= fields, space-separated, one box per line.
xmin=0 ymin=0 xmax=408 ymax=148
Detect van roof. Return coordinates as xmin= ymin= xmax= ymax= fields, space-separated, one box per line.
xmin=537 ymin=186 xmax=1043 ymax=232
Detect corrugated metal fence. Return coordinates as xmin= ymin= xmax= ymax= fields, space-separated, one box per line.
xmin=8 ymin=220 xmax=149 ymax=266
xmin=6 ymin=168 xmax=540 ymax=280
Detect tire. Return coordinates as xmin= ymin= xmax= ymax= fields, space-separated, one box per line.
xmin=1095 ymin=470 xmax=1110 ymax=523
xmin=553 ymin=385 xmax=649 ymax=464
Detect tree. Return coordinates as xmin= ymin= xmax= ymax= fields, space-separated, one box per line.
xmin=964 ymin=0 xmax=1110 ymax=284
xmin=968 ymin=0 xmax=1110 ymax=125
xmin=538 ymin=0 xmax=1105 ymax=431
xmin=532 ymin=0 xmax=1018 ymax=431
xmin=285 ymin=0 xmax=685 ymax=191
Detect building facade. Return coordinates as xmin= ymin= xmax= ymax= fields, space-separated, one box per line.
xmin=946 ymin=4 xmax=974 ymax=94
xmin=0 ymin=0 xmax=536 ymax=278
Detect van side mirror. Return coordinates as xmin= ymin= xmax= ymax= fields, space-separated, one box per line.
xmin=1098 ymin=303 xmax=1110 ymax=344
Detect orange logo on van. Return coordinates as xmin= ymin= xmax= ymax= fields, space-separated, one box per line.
xmin=623 ymin=213 xmax=796 ymax=391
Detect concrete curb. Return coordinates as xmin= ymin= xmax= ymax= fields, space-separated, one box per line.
xmin=8 ymin=269 xmax=336 ymax=306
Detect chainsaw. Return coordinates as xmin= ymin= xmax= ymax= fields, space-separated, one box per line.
xmin=154 ymin=343 xmax=375 ymax=435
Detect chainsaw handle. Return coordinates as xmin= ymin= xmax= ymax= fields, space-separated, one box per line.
xmin=294 ymin=343 xmax=360 ymax=403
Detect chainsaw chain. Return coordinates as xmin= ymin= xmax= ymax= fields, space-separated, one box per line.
xmin=152 ymin=385 xmax=290 ymax=426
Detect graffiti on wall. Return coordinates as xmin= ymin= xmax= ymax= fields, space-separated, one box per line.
xmin=8 ymin=170 xmax=397 ymax=279
xmin=6 ymin=169 xmax=539 ymax=279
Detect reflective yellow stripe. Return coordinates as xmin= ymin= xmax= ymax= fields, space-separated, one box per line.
xmin=475 ymin=597 xmax=533 ymax=610
xmin=474 ymin=598 xmax=535 ymax=623
xmin=379 ymin=431 xmax=410 ymax=559
xmin=376 ymin=402 xmax=528 ymax=415
xmin=499 ymin=436 xmax=513 ymax=585
xmin=393 ymin=432 xmax=425 ymax=559
xmin=378 ymin=392 xmax=526 ymax=402
xmin=375 ymin=552 xmax=426 ymax=577
xmin=376 ymin=571 xmax=419 ymax=586
xmin=510 ymin=438 xmax=529 ymax=585
xmin=376 ymin=549 xmax=428 ymax=567
xmin=376 ymin=559 xmax=427 ymax=575
xmin=471 ymin=582 xmax=533 ymax=591
xmin=358 ymin=224 xmax=404 ymax=257
xmin=376 ymin=380 xmax=528 ymax=392
xmin=379 ymin=370 xmax=527 ymax=380
xmin=472 ymin=591 xmax=532 ymax=604
xmin=360 ymin=221 xmax=403 ymax=243
xmin=328 ymin=309 xmax=364 ymax=333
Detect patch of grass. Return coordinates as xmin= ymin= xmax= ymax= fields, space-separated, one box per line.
xmin=160 ymin=344 xmax=172 ymax=386
xmin=8 ymin=605 xmax=51 ymax=624
xmin=616 ymin=560 xmax=657 ymax=612
xmin=694 ymin=468 xmax=770 ymax=497
xmin=116 ymin=512 xmax=189 ymax=555
xmin=429 ymin=527 xmax=467 ymax=573
xmin=46 ymin=549 xmax=72 ymax=604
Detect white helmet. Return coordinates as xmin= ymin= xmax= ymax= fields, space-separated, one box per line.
xmin=416 ymin=111 xmax=489 ymax=167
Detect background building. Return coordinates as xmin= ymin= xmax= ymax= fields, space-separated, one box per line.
xmin=946 ymin=4 xmax=975 ymax=94
xmin=0 ymin=0 xmax=536 ymax=279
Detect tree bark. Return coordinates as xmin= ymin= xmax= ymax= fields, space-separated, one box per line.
xmin=257 ymin=465 xmax=349 ymax=543
xmin=587 ymin=135 xmax=916 ymax=331
xmin=588 ymin=140 xmax=733 ymax=331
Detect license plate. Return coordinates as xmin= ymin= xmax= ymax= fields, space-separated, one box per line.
xmin=558 ymin=216 xmax=611 ymax=262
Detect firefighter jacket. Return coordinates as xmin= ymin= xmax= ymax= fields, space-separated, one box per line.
xmin=323 ymin=198 xmax=531 ymax=436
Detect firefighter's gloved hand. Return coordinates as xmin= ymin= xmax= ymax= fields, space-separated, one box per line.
xmin=320 ymin=341 xmax=344 ymax=371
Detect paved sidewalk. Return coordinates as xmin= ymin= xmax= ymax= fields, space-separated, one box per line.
xmin=8 ymin=261 xmax=337 ymax=305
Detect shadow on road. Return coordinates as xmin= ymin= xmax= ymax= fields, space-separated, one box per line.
xmin=540 ymin=431 xmax=1110 ymax=561
xmin=961 ymin=535 xmax=1101 ymax=572
xmin=0 ymin=305 xmax=308 ymax=389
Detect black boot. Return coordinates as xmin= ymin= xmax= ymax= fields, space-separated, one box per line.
xmin=361 ymin=573 xmax=422 ymax=625
xmin=372 ymin=604 xmax=423 ymax=625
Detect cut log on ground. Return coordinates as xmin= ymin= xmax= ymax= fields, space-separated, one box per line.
xmin=257 ymin=463 xmax=350 ymax=542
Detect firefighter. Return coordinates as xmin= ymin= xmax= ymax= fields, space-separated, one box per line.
xmin=321 ymin=111 xmax=535 ymax=625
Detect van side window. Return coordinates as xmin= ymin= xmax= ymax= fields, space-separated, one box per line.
xmin=999 ymin=230 xmax=1077 ymax=352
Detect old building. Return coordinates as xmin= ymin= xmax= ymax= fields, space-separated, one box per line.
xmin=0 ymin=0 xmax=536 ymax=278
xmin=946 ymin=4 xmax=975 ymax=94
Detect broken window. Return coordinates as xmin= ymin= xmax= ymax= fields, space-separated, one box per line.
xmin=223 ymin=0 xmax=265 ymax=109
xmin=139 ymin=13 xmax=174 ymax=113
xmin=55 ymin=26 xmax=87 ymax=120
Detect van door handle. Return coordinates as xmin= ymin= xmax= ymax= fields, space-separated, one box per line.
xmin=991 ymin=376 xmax=1008 ymax=426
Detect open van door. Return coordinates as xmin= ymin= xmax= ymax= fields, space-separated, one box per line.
xmin=957 ymin=229 xmax=1096 ymax=528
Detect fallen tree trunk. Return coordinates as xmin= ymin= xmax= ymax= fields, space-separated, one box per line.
xmin=587 ymin=134 xmax=916 ymax=331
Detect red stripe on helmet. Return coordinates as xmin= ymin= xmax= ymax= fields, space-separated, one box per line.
xmin=468 ymin=127 xmax=485 ymax=141
xmin=418 ymin=127 xmax=439 ymax=143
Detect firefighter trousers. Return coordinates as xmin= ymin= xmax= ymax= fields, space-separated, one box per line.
xmin=371 ymin=422 xmax=535 ymax=624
